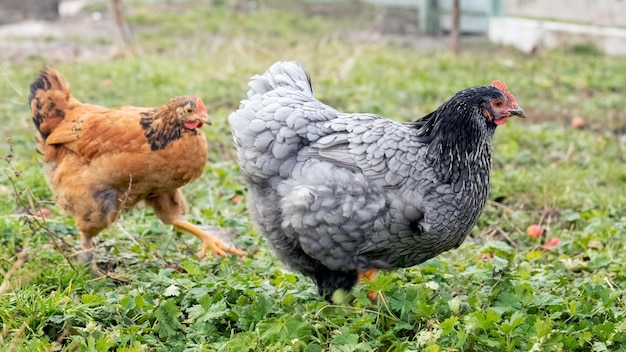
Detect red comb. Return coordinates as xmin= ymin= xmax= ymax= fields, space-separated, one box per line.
xmin=491 ymin=80 xmax=517 ymax=105
xmin=195 ymin=97 xmax=207 ymax=114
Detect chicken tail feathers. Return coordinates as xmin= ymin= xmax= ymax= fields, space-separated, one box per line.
xmin=29 ymin=68 xmax=74 ymax=142
xmin=246 ymin=61 xmax=314 ymax=98
xmin=229 ymin=61 xmax=338 ymax=182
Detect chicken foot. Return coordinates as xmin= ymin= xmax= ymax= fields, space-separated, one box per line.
xmin=358 ymin=268 xmax=379 ymax=302
xmin=171 ymin=219 xmax=246 ymax=259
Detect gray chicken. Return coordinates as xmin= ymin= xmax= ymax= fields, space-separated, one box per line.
xmin=229 ymin=61 xmax=525 ymax=301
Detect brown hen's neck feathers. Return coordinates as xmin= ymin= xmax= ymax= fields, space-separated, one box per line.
xmin=140 ymin=107 xmax=198 ymax=151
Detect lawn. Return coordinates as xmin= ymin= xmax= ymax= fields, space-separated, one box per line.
xmin=1 ymin=0 xmax=625 ymax=351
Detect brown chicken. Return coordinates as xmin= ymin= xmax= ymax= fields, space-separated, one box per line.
xmin=29 ymin=68 xmax=245 ymax=263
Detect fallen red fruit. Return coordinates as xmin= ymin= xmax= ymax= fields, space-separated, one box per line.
xmin=571 ymin=116 xmax=585 ymax=129
xmin=34 ymin=208 xmax=52 ymax=218
xmin=231 ymin=195 xmax=243 ymax=204
xmin=526 ymin=224 xmax=543 ymax=239
xmin=545 ymin=238 xmax=560 ymax=247
xmin=543 ymin=238 xmax=561 ymax=251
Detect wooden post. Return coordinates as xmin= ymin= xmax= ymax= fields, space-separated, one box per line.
xmin=111 ymin=0 xmax=135 ymax=51
xmin=450 ymin=0 xmax=461 ymax=54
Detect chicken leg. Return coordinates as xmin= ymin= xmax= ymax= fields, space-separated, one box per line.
xmin=79 ymin=227 xmax=110 ymax=276
xmin=358 ymin=268 xmax=379 ymax=302
xmin=146 ymin=190 xmax=245 ymax=259
xmin=79 ymin=233 xmax=95 ymax=263
xmin=171 ymin=219 xmax=246 ymax=258
xmin=76 ymin=216 xmax=108 ymax=264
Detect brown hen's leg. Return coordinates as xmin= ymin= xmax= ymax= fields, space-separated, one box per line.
xmin=358 ymin=268 xmax=379 ymax=302
xmin=171 ymin=219 xmax=246 ymax=258
xmin=79 ymin=232 xmax=95 ymax=263
xmin=76 ymin=222 xmax=106 ymax=264
xmin=78 ymin=230 xmax=107 ymax=276
xmin=148 ymin=190 xmax=245 ymax=259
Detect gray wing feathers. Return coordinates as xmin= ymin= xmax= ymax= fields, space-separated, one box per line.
xmin=308 ymin=116 xmax=426 ymax=187
xmin=278 ymin=162 xmax=388 ymax=271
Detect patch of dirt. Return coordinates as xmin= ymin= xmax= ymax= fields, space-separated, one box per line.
xmin=0 ymin=12 xmax=122 ymax=62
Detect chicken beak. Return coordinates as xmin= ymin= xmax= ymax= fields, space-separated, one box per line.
xmin=509 ymin=106 xmax=526 ymax=118
xmin=201 ymin=113 xmax=212 ymax=126
xmin=186 ymin=113 xmax=211 ymax=129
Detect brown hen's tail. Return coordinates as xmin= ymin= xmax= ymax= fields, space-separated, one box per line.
xmin=29 ymin=68 xmax=75 ymax=142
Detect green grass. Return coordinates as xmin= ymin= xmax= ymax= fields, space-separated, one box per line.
xmin=1 ymin=0 xmax=626 ymax=350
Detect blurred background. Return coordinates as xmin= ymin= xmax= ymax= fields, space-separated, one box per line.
xmin=2 ymin=0 xmax=626 ymax=128
xmin=1 ymin=2 xmax=626 ymax=350
xmin=2 ymin=0 xmax=626 ymax=61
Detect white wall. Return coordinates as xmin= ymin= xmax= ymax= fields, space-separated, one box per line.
xmin=504 ymin=0 xmax=626 ymax=27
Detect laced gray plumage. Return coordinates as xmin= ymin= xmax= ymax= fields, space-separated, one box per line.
xmin=229 ymin=61 xmax=521 ymax=300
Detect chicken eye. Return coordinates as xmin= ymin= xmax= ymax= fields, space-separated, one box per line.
xmin=494 ymin=100 xmax=503 ymax=108
xmin=185 ymin=106 xmax=193 ymax=114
